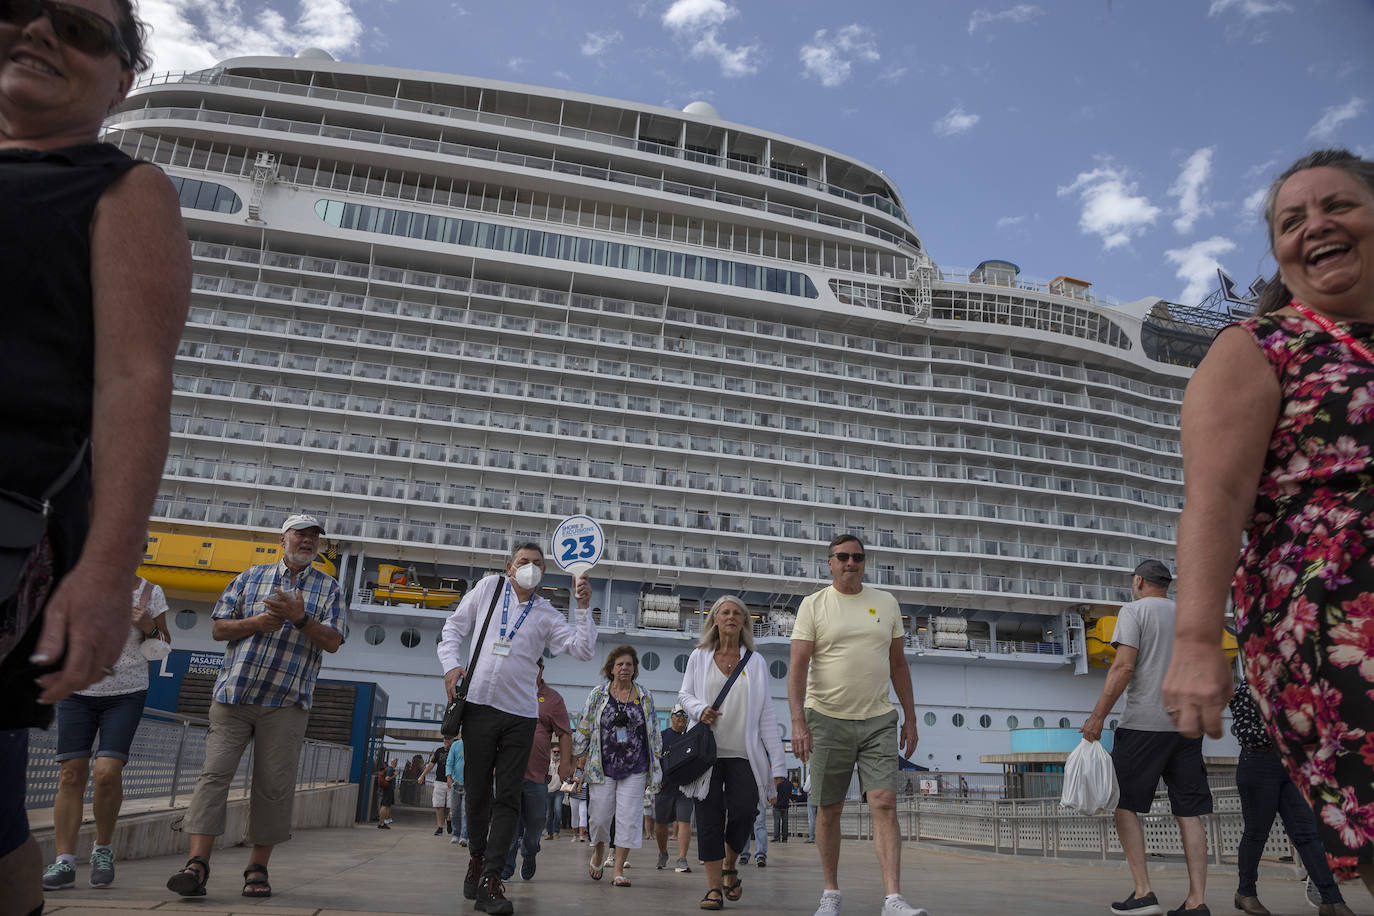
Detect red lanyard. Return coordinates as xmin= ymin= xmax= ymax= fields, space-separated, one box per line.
xmin=1290 ymin=300 xmax=1374 ymax=364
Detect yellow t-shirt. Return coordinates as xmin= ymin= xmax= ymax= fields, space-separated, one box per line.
xmin=793 ymin=585 xmax=903 ymax=720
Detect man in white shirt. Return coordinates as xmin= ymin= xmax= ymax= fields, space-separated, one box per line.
xmin=437 ymin=543 xmax=596 ymax=915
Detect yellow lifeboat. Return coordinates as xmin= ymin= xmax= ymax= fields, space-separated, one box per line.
xmin=1086 ymin=614 xmax=1240 ymax=667
xmin=370 ymin=563 xmax=466 ymax=608
xmin=139 ymin=531 xmax=338 ymax=595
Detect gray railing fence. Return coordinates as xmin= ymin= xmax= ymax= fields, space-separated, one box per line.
xmin=26 ymin=709 xmax=351 ymax=810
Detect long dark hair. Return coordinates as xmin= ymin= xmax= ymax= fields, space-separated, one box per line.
xmin=1256 ymin=149 xmax=1374 ymax=315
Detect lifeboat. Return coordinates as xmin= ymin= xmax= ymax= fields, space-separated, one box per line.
xmin=369 ymin=563 xmax=466 ymax=608
xmin=1085 ymin=614 xmax=1240 ymax=667
xmin=139 ymin=531 xmax=338 ymax=595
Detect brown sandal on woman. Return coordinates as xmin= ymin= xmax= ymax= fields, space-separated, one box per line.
xmin=722 ymin=868 xmax=742 ymax=901
xmin=700 ymin=888 xmax=725 ymax=910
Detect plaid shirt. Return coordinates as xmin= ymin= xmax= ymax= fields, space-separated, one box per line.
xmin=211 ymin=560 xmax=345 ymax=709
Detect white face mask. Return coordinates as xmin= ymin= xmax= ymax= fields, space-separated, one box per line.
xmin=513 ymin=563 xmax=543 ymax=590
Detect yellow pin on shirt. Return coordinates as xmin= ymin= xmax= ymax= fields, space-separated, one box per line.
xmin=869 ymin=608 xmax=877 ymax=615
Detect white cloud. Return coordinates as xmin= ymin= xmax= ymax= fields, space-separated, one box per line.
xmin=1239 ymin=187 xmax=1268 ymax=229
xmin=933 ymin=105 xmax=980 ymax=137
xmin=799 ymin=24 xmax=879 ymax=88
xmin=968 ymin=4 xmax=1044 ymax=36
xmin=877 ymin=65 xmax=907 ymax=84
xmin=661 ymin=0 xmax=760 ymax=77
xmin=139 ymin=0 xmax=364 ymax=73
xmin=1168 ymin=147 xmax=1215 ymax=234
xmin=1207 ymin=0 xmax=1292 ymax=18
xmin=1057 ymin=161 xmax=1161 ymax=250
xmin=996 ymin=215 xmax=1024 ymax=229
xmin=581 ymin=30 xmax=623 ymax=57
xmin=1165 ymin=236 xmax=1237 ymax=305
xmin=507 ymin=57 xmax=528 ymax=72
xmin=1308 ymin=96 xmax=1367 ymax=141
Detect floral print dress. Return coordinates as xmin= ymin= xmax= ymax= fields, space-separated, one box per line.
xmin=1232 ymin=314 xmax=1374 ymax=879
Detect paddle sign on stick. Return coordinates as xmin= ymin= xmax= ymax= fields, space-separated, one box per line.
xmin=550 ymin=515 xmax=605 ymax=576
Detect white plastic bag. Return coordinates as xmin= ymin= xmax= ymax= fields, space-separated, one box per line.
xmin=1060 ymin=739 xmax=1119 ymax=814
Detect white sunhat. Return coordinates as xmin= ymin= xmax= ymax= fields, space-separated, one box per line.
xmin=281 ymin=514 xmax=326 ymax=535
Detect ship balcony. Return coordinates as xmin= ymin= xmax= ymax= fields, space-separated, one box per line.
xmin=903 ymin=633 xmax=1069 ymax=669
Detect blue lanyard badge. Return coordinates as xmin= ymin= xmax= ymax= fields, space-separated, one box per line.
xmin=499 ymin=583 xmax=537 ymax=642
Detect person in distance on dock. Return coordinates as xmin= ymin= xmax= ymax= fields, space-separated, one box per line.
xmin=0 ymin=0 xmax=190 ymax=911
xmin=1163 ymin=149 xmax=1374 ymax=902
xmin=677 ymin=595 xmax=787 ymax=910
xmin=165 ymin=514 xmax=345 ymax=900
xmin=1082 ymin=560 xmax=1211 ymax=916
xmin=437 ymin=542 xmax=597 ymax=915
xmin=789 ymin=534 xmax=926 ymax=916
xmin=419 ymin=735 xmax=457 ymax=837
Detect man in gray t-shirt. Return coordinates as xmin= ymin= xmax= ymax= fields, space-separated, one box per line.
xmin=1082 ymin=560 xmax=1212 ymax=916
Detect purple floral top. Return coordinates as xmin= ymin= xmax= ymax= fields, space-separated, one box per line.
xmin=599 ymin=691 xmax=650 ymax=780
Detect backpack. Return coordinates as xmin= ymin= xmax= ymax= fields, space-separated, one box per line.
xmin=376 ymin=767 xmax=391 ymax=788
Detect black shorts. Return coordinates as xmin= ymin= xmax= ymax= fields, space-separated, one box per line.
xmin=379 ymin=785 xmax=395 ymax=807
xmin=654 ymin=786 xmax=693 ymax=824
xmin=1111 ymin=727 xmax=1212 ymax=816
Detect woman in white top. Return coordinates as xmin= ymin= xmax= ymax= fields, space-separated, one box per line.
xmin=677 ymin=596 xmax=786 ymax=910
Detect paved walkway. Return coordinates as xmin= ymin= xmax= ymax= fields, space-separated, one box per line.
xmin=39 ymin=812 xmax=1367 ymax=916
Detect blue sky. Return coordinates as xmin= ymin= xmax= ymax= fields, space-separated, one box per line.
xmin=140 ymin=0 xmax=1373 ymax=308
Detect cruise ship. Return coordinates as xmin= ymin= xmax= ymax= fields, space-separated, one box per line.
xmin=104 ymin=50 xmax=1240 ymax=771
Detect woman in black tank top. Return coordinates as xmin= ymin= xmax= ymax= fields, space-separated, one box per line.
xmin=0 ymin=2 xmax=189 ymax=909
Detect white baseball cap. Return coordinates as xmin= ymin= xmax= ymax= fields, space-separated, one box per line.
xmin=281 ymin=514 xmax=325 ymax=535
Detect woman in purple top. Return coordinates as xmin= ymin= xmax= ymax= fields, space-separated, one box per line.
xmin=572 ymin=645 xmax=662 ymax=886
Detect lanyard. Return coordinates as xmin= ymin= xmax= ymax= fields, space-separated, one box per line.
xmin=1290 ymin=300 xmax=1374 ymax=364
xmin=499 ymin=582 xmax=537 ymax=641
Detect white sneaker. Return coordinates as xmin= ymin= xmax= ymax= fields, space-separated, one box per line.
xmin=815 ymin=890 xmax=842 ymax=915
xmin=880 ymin=895 xmax=929 ymax=916
xmin=450 ymin=834 xmax=459 ymax=844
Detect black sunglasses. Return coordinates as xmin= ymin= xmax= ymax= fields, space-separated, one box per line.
xmin=830 ymin=552 xmax=866 ymax=562
xmin=1 ymin=0 xmax=131 ymax=66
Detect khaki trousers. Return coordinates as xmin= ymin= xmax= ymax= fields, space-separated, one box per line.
xmin=183 ymin=701 xmax=308 ymax=847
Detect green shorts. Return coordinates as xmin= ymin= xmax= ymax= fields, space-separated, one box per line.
xmin=805 ymin=708 xmax=898 ymax=806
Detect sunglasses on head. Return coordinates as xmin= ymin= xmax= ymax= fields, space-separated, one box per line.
xmin=1 ymin=0 xmax=131 ymax=66
xmin=830 ymin=552 xmax=865 ymax=562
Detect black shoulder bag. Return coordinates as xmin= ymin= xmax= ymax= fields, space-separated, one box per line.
xmin=440 ymin=579 xmax=504 ymax=738
xmin=0 ymin=442 xmax=88 ymax=603
xmin=662 ymin=648 xmax=752 ymax=786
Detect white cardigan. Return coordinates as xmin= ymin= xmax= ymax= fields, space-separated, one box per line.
xmin=677 ymin=647 xmax=787 ymax=804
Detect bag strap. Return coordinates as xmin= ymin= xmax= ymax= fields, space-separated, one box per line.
xmin=708 ymin=648 xmax=752 ymax=709
xmin=458 ymin=578 xmax=506 ymax=699
xmin=41 ymin=440 xmax=90 ymax=505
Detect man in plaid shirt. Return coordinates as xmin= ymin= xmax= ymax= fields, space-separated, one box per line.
xmin=166 ymin=514 xmax=344 ymax=899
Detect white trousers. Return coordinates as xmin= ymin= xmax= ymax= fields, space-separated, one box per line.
xmin=588 ymin=771 xmax=647 ymax=848
xmin=572 ymin=797 xmax=588 ymax=828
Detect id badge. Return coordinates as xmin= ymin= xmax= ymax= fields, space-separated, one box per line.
xmin=615 ymin=726 xmax=628 ymax=744
xmin=491 ymin=639 xmax=512 ymax=657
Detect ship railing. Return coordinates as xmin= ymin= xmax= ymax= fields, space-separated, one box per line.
xmin=128 ymin=71 xmax=914 ymax=230
xmin=941 ymin=266 xmax=1123 ymax=309
xmin=24 ymin=708 xmax=352 ymax=811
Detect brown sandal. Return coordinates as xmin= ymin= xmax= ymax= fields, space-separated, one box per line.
xmin=700 ymin=888 xmax=725 ymax=910
xmin=723 ymin=868 xmax=742 ymax=901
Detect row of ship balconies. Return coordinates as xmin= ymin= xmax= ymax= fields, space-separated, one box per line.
xmin=180 ymin=237 xmax=1185 ymax=405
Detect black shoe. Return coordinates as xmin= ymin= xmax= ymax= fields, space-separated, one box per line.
xmin=521 ymin=853 xmax=536 ymax=881
xmin=435 ymin=827 xmax=444 ymax=836
xmin=464 ymin=855 xmax=485 ymax=900
xmin=447 ymin=819 xmax=453 ymax=834
xmin=1110 ymin=892 xmax=1162 ymax=916
xmin=377 ymin=822 xmax=390 ymax=829
xmin=1165 ymin=905 xmax=1209 ymax=916
xmin=476 ymin=874 xmax=514 ymax=914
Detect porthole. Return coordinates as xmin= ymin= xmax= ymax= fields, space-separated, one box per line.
xmin=642 ymin=651 xmax=660 ymax=671
xmin=1109 ymin=718 xmax=1119 ymax=730
xmin=174 ymin=609 xmax=198 ymax=630
xmin=364 ymin=625 xmax=386 ymax=646
xmin=1006 ymin=715 xmax=1018 ymax=729
xmin=1058 ymin=717 xmax=1071 ymax=728
xmin=951 ymin=713 xmax=965 ymax=727
xmin=769 ymin=660 xmax=788 ymax=679
xmin=978 ymin=714 xmax=991 ymax=729
xmin=923 ymin=712 xmax=937 ymax=727
xmin=400 ymin=627 xmax=421 ymax=648
xmin=673 ymin=654 xmax=689 ymax=673
xmin=1033 ymin=716 xmax=1045 ymax=728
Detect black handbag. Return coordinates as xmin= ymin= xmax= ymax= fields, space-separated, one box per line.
xmin=662 ymin=649 xmax=752 ymax=786
xmin=440 ymin=579 xmax=504 ymax=738
xmin=0 ymin=442 xmax=88 ymax=603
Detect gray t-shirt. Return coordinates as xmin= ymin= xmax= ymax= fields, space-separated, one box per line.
xmin=1112 ymin=595 xmax=1177 ymax=732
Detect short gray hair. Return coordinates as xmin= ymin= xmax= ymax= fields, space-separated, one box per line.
xmin=696 ymin=595 xmax=756 ymax=651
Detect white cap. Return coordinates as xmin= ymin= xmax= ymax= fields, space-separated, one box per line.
xmin=281 ymin=514 xmax=325 ymax=535
xmin=671 ymin=704 xmax=687 ymax=716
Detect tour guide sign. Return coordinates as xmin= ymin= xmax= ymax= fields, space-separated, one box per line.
xmin=550 ymin=515 xmax=605 ymax=575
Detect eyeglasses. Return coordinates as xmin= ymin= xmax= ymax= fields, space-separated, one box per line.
xmin=0 ymin=0 xmax=132 ymax=66
xmin=830 ymin=552 xmax=866 ymax=562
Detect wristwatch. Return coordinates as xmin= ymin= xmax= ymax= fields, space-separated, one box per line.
xmin=293 ymin=614 xmax=311 ymax=630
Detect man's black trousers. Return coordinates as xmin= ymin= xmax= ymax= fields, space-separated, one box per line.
xmin=462 ymin=702 xmax=535 ymax=878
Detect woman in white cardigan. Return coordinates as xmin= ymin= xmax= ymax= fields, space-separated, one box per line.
xmin=677 ymin=595 xmax=786 ymax=910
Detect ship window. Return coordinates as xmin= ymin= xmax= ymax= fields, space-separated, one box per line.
xmin=642 ymin=651 xmax=660 ymax=671
xmin=1033 ymin=716 xmax=1045 ymax=728
xmin=400 ymin=627 xmax=421 ymax=648
xmin=364 ymin=625 xmax=386 ymax=646
xmin=673 ymin=654 xmax=689 ymax=673
xmin=174 ymin=609 xmax=197 ymax=631
xmin=169 ymin=175 xmax=243 ymax=214
xmin=769 ymin=660 xmax=787 ymax=680
xmin=923 ymin=712 xmax=936 ymax=726
xmin=1109 ymin=718 xmax=1119 ymax=730
xmin=1007 ymin=715 xmax=1019 ymax=729
xmin=951 ymin=713 xmax=965 ymax=727
xmin=1058 ymin=717 xmax=1071 ymax=728
xmin=978 ymin=714 xmax=992 ymax=728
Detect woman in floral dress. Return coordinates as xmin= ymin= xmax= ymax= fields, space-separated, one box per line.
xmin=1163 ymin=149 xmax=1374 ymax=895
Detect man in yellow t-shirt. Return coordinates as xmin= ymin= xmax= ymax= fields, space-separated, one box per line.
xmin=789 ymin=534 xmax=924 ymax=916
